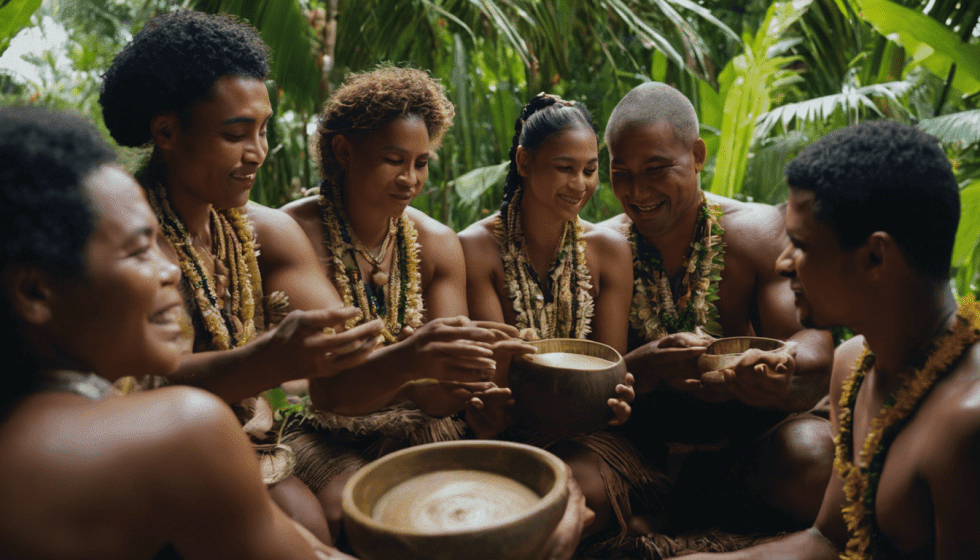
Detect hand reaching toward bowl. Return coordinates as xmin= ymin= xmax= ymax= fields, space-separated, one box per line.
xmin=607 ymin=372 xmax=635 ymax=426
xmin=533 ymin=465 xmax=594 ymax=560
xmin=700 ymin=339 xmax=798 ymax=407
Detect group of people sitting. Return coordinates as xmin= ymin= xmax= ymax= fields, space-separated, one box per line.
xmin=1 ymin=8 xmax=976 ymax=560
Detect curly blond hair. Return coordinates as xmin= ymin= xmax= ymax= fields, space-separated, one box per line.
xmin=315 ymin=65 xmax=455 ymax=184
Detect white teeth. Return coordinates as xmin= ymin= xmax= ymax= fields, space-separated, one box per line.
xmin=232 ymin=173 xmax=255 ymax=180
xmin=558 ymin=194 xmax=582 ymax=204
xmin=635 ymin=201 xmax=665 ymax=212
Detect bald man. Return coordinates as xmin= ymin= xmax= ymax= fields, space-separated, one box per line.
xmin=599 ymin=82 xmax=834 ymax=535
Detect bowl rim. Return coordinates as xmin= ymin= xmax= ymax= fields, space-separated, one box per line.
xmin=341 ymin=439 xmax=570 ymax=538
xmin=514 ymin=337 xmax=624 ymax=368
xmin=704 ymin=336 xmax=786 ymax=356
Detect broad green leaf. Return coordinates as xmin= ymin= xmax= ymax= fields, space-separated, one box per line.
xmin=450 ymin=161 xmax=509 ymax=203
xmin=953 ymin=179 xmax=980 ymax=268
xmin=919 ymin=109 xmax=980 ymax=148
xmin=856 ymin=0 xmax=980 ymax=93
xmin=0 ymin=0 xmax=42 ymax=54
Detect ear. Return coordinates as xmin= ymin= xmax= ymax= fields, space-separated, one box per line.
xmin=515 ymin=145 xmax=532 ymax=178
xmin=150 ymin=113 xmax=179 ymax=151
xmin=862 ymin=231 xmax=899 ymax=281
xmin=332 ymin=134 xmax=354 ymax=171
xmin=4 ymin=267 xmax=57 ymax=326
xmin=692 ymin=137 xmax=707 ymax=174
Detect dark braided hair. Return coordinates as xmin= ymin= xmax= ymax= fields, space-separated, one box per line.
xmin=499 ymin=93 xmax=598 ymax=220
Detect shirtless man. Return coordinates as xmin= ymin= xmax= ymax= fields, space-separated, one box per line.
xmin=600 ymin=82 xmax=835 ymax=534
xmin=0 ymin=106 xmax=348 ymax=560
xmin=685 ymin=120 xmax=980 ymax=559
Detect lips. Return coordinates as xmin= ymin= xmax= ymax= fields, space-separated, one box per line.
xmin=150 ymin=300 xmax=183 ymax=326
xmin=557 ymin=193 xmax=584 ymax=205
xmin=631 ymin=199 xmax=666 ymax=212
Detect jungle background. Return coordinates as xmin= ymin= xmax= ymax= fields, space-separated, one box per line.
xmin=1 ymin=0 xmax=978 ymax=298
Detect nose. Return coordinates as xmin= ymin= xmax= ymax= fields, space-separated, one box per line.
xmin=154 ymin=245 xmax=181 ymax=287
xmin=775 ymin=242 xmax=796 ymax=278
xmin=244 ymin=131 xmax=268 ymax=165
xmin=396 ymin=165 xmax=420 ymax=190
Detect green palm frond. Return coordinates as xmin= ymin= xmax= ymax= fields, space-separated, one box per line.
xmin=187 ymin=0 xmax=323 ymax=113
xmin=919 ymin=109 xmax=980 ymax=148
xmin=0 ymin=0 xmax=42 ymax=54
xmin=757 ymin=81 xmax=911 ymax=134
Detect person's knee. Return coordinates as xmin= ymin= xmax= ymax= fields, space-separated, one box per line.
xmin=551 ymin=444 xmax=612 ymax=537
xmin=760 ymin=417 xmax=834 ymax=526
xmin=269 ymin=474 xmax=333 ymax=545
xmin=315 ymin=468 xmax=359 ymax=542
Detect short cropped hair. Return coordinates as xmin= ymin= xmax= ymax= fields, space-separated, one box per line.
xmin=315 ymin=65 xmax=455 ymax=185
xmin=785 ymin=120 xmax=959 ymax=279
xmin=0 ymin=107 xmax=117 ymax=403
xmin=0 ymin=107 xmax=116 ymax=276
xmin=605 ymin=82 xmax=699 ymax=147
xmin=100 ymin=9 xmax=270 ymax=147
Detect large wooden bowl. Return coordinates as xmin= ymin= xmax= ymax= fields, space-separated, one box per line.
xmin=697 ymin=336 xmax=786 ymax=377
xmin=508 ymin=338 xmax=626 ymax=437
xmin=342 ymin=440 xmax=569 ymax=560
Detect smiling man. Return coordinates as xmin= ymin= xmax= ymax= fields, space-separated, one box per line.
xmin=683 ymin=119 xmax=980 ymax=560
xmin=599 ymin=82 xmax=835 ymax=536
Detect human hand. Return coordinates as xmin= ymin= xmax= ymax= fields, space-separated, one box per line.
xmin=533 ymin=465 xmax=594 ymax=560
xmin=468 ymin=321 xmax=537 ymax=385
xmin=261 ymin=307 xmax=383 ymax=381
xmin=628 ymin=332 xmax=711 ymax=394
xmin=396 ymin=316 xmax=504 ymax=384
xmin=463 ymin=384 xmax=515 ymax=439
xmin=607 ymin=372 xmax=635 ymax=426
xmin=406 ymin=380 xmax=498 ymax=418
xmin=701 ymin=341 xmax=797 ymax=407
xmin=291 ymin=520 xmax=358 ymax=560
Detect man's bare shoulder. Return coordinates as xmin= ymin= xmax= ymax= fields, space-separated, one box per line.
xmin=921 ymin=342 xmax=980 ymax=455
xmin=278 ymin=195 xmax=320 ymax=230
xmin=831 ymin=336 xmax=867 ymax=406
xmin=0 ymin=386 xmax=243 ymax=557
xmin=595 ymin=213 xmax=631 ymax=234
xmin=581 ymin=219 xmax=631 ymax=257
xmin=709 ymin=193 xmax=786 ymax=246
xmin=405 ymin=206 xmax=457 ymax=244
xmin=247 ymin=200 xmax=319 ymax=265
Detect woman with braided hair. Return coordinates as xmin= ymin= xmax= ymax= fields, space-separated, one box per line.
xmin=460 ymin=93 xmax=665 ymax=552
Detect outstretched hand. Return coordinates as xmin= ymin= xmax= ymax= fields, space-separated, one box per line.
xmin=627 ymin=331 xmax=711 ymax=394
xmin=407 ymin=380 xmax=498 ymax=418
xmin=700 ymin=341 xmax=797 ymax=407
xmin=261 ymin=306 xmax=383 ymax=381
xmin=397 ymin=316 xmax=507 ymax=384
xmin=463 ymin=384 xmax=515 ymax=439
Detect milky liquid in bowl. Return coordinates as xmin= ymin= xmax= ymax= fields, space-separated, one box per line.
xmin=525 ymin=352 xmax=615 ymax=370
xmin=371 ymin=470 xmax=540 ymax=533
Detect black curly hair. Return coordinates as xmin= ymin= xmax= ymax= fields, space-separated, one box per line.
xmin=785 ymin=120 xmax=959 ymax=279
xmin=0 ymin=106 xmax=118 ymax=411
xmin=498 ymin=93 xmax=598 ymax=220
xmin=315 ymin=65 xmax=455 ymax=187
xmin=99 ymin=9 xmax=270 ymax=148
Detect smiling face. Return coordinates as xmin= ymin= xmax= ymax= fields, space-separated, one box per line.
xmin=776 ymin=189 xmax=861 ymax=330
xmin=517 ymin=126 xmax=599 ymax=223
xmin=608 ymin=120 xmax=705 ymax=239
xmin=164 ymin=75 xmax=273 ymax=209
xmin=48 ymin=165 xmax=184 ymax=381
xmin=336 ymin=116 xmax=431 ymax=219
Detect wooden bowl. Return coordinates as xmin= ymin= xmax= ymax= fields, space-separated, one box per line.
xmin=342 ymin=440 xmax=569 ymax=560
xmin=508 ymin=338 xmax=626 ymax=437
xmin=697 ymin=336 xmax=786 ymax=376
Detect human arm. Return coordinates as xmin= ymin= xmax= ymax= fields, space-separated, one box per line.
xmin=459 ymin=218 xmax=508 ymax=325
xmin=584 ymin=225 xmax=632 ymax=356
xmin=623 ymin=332 xmax=710 ymax=395
xmin=532 ymin=465 xmax=594 ymax=560
xmin=411 ymin=208 xmax=469 ymax=319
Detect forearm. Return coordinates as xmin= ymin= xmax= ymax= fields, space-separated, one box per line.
xmin=167 ymin=335 xmax=286 ymax=404
xmin=780 ymin=329 xmax=833 ymax=412
xmin=308 ymin=343 xmax=413 ymax=416
xmin=686 ymin=528 xmax=839 ymax=560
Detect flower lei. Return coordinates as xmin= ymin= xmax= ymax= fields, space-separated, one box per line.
xmin=318 ymin=180 xmax=423 ymax=343
xmin=495 ymin=185 xmax=594 ymax=339
xmin=835 ymin=294 xmax=980 ymax=559
xmin=142 ymin=172 xmax=262 ymax=350
xmin=628 ymin=191 xmax=724 ymax=341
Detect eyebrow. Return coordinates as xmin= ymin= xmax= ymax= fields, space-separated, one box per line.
xmin=610 ymin=155 xmax=671 ymax=165
xmin=381 ymin=145 xmax=428 ymax=156
xmin=552 ymin=155 xmax=599 ymax=163
xmin=222 ymin=114 xmax=272 ymax=125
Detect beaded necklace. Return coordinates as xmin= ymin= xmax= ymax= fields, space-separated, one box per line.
xmin=628 ymin=191 xmax=724 ymax=341
xmin=318 ymin=180 xmax=423 ymax=343
xmin=835 ymin=294 xmax=980 ymax=559
xmin=141 ymin=172 xmax=263 ymax=350
xmin=495 ymin=185 xmax=594 ymax=340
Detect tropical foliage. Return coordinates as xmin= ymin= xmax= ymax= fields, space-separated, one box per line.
xmin=1 ymin=0 xmax=979 ymax=296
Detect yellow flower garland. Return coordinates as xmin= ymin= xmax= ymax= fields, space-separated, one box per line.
xmin=142 ymin=174 xmax=262 ymax=350
xmin=835 ymin=294 xmax=980 ymax=559
xmin=318 ymin=181 xmax=423 ymax=343
xmin=495 ymin=185 xmax=594 ymax=340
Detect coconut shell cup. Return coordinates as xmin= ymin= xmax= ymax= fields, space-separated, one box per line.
xmin=342 ymin=440 xmax=569 ymax=560
xmin=508 ymin=338 xmax=626 ymax=437
xmin=697 ymin=336 xmax=787 ymax=381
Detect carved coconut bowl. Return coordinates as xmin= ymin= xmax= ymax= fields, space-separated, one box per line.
xmin=697 ymin=336 xmax=787 ymax=379
xmin=508 ymin=338 xmax=626 ymax=437
xmin=342 ymin=440 xmax=569 ymax=560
